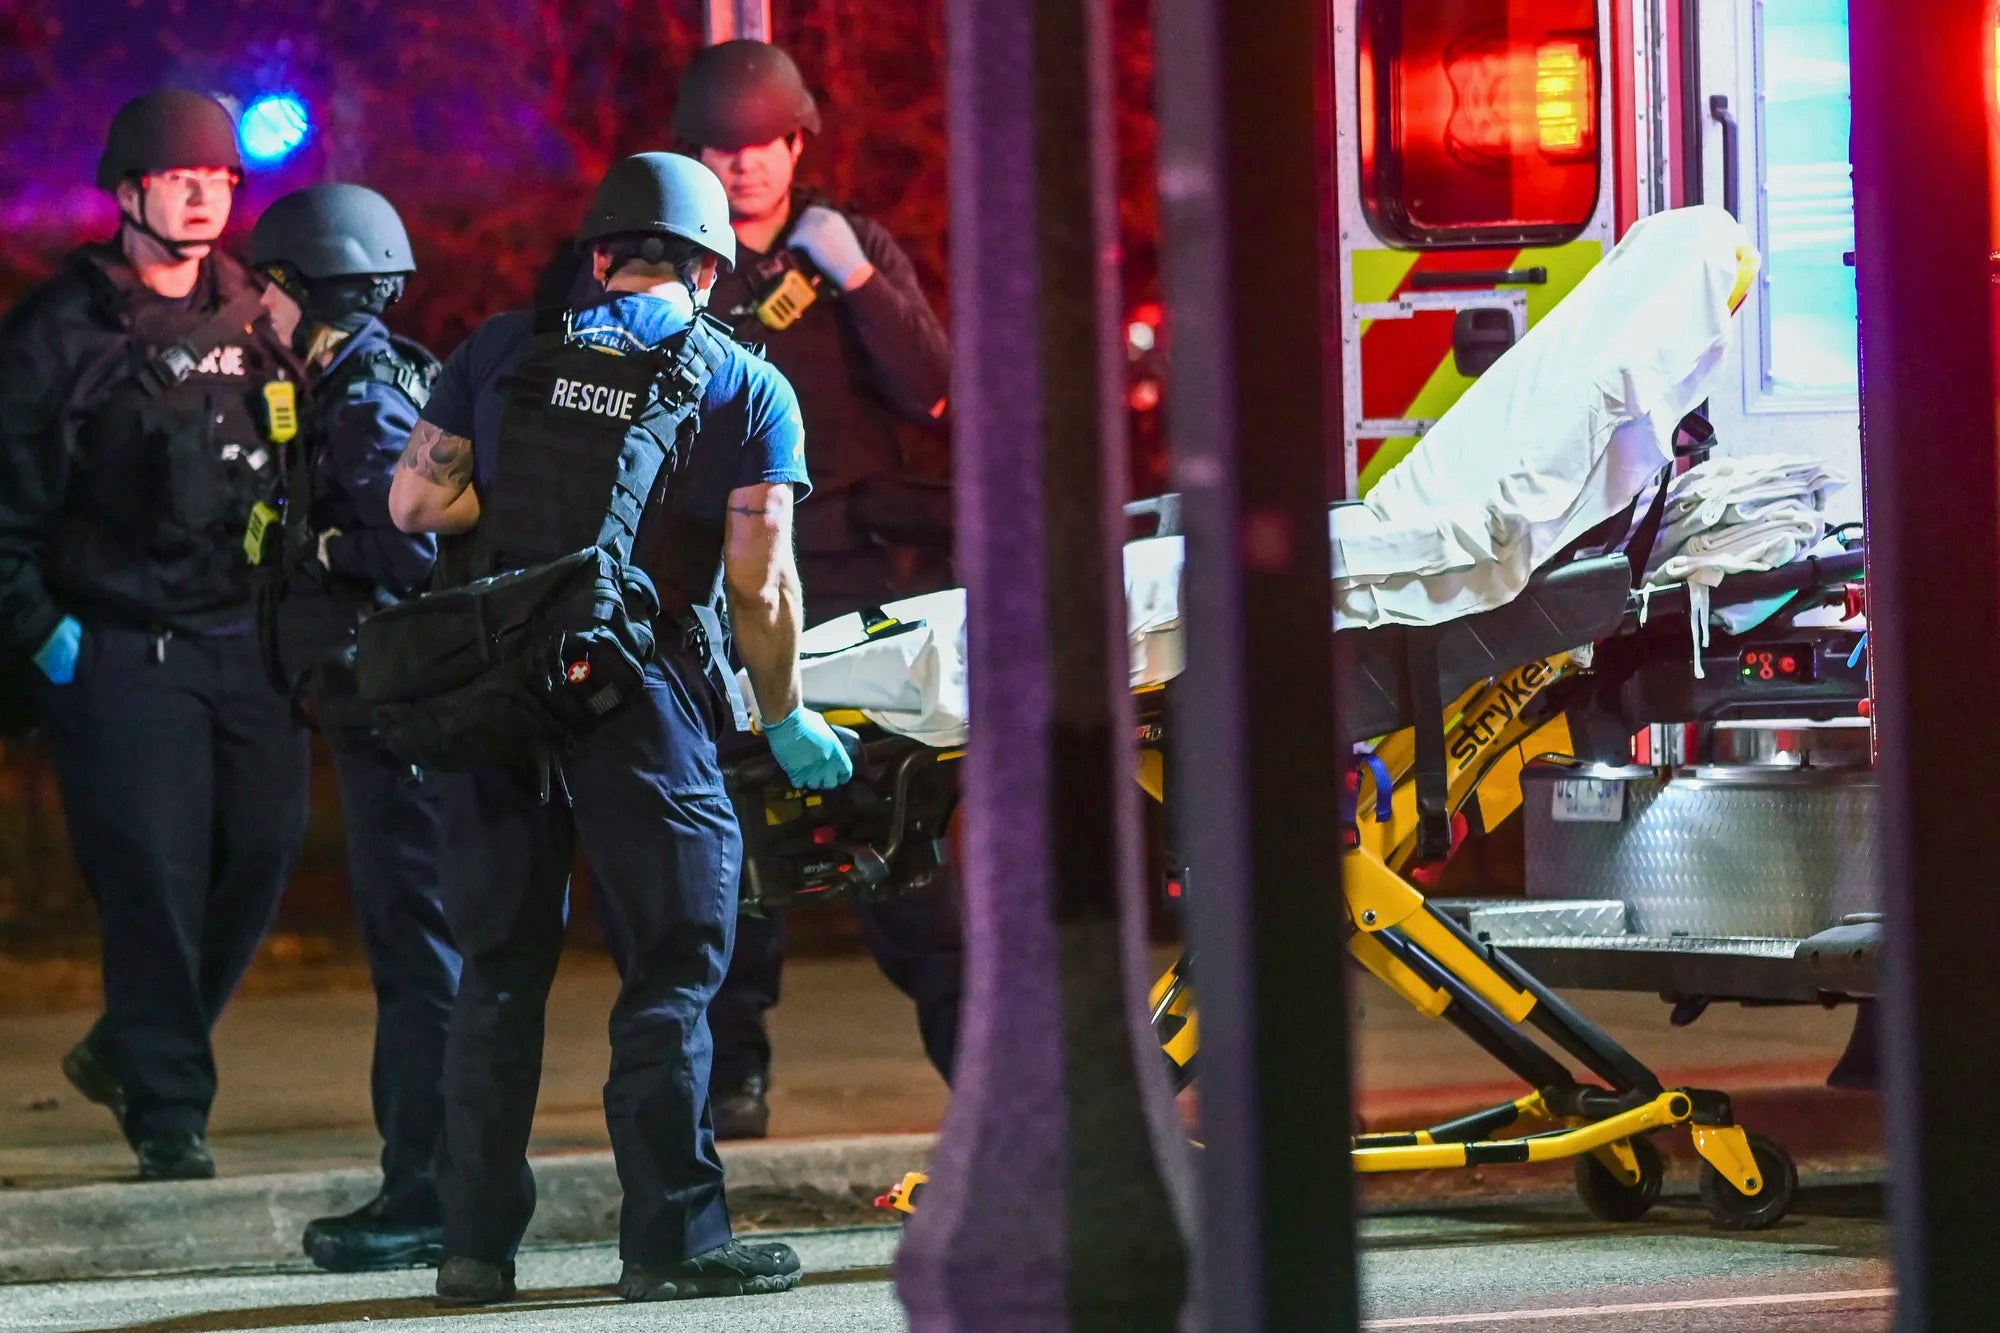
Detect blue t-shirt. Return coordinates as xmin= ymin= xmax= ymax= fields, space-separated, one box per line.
xmin=420 ymin=293 xmax=809 ymax=499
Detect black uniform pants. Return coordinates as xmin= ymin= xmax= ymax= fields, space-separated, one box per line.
xmin=434 ymin=656 xmax=740 ymax=1266
xmin=43 ymin=625 xmax=310 ymax=1143
xmin=329 ymin=741 xmax=455 ymax=1216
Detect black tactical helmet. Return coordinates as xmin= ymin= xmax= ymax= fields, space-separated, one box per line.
xmin=578 ymin=152 xmax=736 ymax=271
xmin=672 ymin=40 xmax=821 ymax=152
xmin=249 ymin=184 xmax=415 ymax=278
xmin=97 ymin=89 xmax=242 ymax=190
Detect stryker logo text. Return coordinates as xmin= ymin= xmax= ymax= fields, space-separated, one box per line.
xmin=1446 ymin=660 xmax=1554 ymax=765
xmin=551 ymin=378 xmax=638 ymax=421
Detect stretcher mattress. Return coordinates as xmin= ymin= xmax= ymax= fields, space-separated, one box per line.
xmin=784 ymin=206 xmax=1756 ymax=745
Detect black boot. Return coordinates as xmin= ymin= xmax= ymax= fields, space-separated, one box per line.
xmin=304 ymin=1193 xmax=445 ymax=1272
xmin=61 ymin=1024 xmax=126 ymax=1129
xmin=436 ymin=1256 xmax=516 ymax=1305
xmin=134 ymin=1133 xmax=215 ymax=1182
xmin=712 ymin=1072 xmax=770 ymax=1141
xmin=616 ymin=1239 xmax=802 ymax=1301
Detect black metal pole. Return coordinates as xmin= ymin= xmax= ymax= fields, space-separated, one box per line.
xmin=1152 ymin=0 xmax=1360 ymax=1327
xmin=1849 ymin=0 xmax=2000 ymax=1327
xmin=893 ymin=0 xmax=1191 ymax=1325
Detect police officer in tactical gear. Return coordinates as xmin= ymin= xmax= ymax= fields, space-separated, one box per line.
xmin=247 ymin=183 xmax=458 ymax=1272
xmin=386 ymin=151 xmax=848 ymax=1305
xmin=673 ymin=39 xmax=964 ymax=1139
xmin=0 ymin=89 xmax=309 ymax=1181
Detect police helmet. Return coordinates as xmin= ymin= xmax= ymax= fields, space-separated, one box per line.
xmin=249 ymin=184 xmax=415 ymax=279
xmin=578 ymin=152 xmax=735 ymax=272
xmin=97 ymin=89 xmax=242 ymax=190
xmin=672 ymin=40 xmax=821 ymax=152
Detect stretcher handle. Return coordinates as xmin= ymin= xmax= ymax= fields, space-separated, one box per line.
xmin=1709 ymin=95 xmax=1741 ymax=221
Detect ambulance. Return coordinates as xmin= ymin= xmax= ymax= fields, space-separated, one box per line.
xmin=1324 ymin=0 xmax=1875 ymax=1010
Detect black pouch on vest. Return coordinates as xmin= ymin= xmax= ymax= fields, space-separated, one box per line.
xmin=357 ymin=546 xmax=660 ymax=770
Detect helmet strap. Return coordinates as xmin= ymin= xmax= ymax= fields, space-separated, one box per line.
xmin=120 ymin=178 xmax=201 ymax=263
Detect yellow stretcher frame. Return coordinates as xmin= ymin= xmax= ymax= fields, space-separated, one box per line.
xmin=879 ymin=652 xmax=1795 ymax=1227
xmin=1138 ymin=652 xmax=1793 ymax=1227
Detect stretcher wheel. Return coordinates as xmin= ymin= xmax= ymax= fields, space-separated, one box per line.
xmin=1699 ymin=1132 xmax=1796 ymax=1230
xmin=1573 ymin=1134 xmax=1664 ymax=1223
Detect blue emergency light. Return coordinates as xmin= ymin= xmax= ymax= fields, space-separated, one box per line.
xmin=239 ymin=95 xmax=311 ymax=165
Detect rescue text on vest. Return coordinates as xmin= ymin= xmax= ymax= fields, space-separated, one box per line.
xmin=552 ymin=377 xmax=638 ymax=421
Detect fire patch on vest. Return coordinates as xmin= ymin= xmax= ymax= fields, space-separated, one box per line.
xmin=551 ymin=377 xmax=638 ymax=421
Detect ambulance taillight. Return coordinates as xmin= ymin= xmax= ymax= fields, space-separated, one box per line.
xmin=1360 ymin=0 xmax=1603 ymax=248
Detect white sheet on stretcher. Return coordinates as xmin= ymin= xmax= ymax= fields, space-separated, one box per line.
xmin=788 ymin=205 xmax=1753 ymax=745
xmin=780 ymin=536 xmax=1184 ymax=748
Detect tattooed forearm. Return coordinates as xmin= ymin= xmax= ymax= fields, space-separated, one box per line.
xmin=398 ymin=421 xmax=475 ymax=488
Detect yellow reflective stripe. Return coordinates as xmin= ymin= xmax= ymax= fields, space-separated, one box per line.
xmin=1357 ymin=240 xmax=1604 ymax=494
xmin=1351 ymin=248 xmax=1422 ymax=337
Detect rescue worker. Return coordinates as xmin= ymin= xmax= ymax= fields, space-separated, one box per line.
xmin=246 ymin=184 xmax=457 ymax=1271
xmin=672 ymin=39 xmax=964 ymax=1138
xmin=385 ymin=151 xmax=849 ymax=1304
xmin=0 ymin=89 xmax=309 ymax=1180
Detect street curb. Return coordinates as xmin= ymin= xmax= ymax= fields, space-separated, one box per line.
xmin=0 ymin=1133 xmax=934 ymax=1285
xmin=1 ymin=1086 xmax=1882 ymax=1285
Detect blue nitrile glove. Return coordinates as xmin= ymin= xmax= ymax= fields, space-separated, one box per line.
xmin=31 ymin=616 xmax=82 ymax=685
xmin=787 ymin=206 xmax=871 ymax=289
xmin=763 ymin=706 xmax=855 ymax=790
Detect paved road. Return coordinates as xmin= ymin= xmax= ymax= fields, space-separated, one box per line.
xmin=2 ymin=1185 xmax=1891 ymax=1333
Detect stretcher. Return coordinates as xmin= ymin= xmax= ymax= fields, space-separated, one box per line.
xmin=722 ymin=207 xmax=1837 ymax=1227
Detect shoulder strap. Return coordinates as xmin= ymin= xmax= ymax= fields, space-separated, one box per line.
xmin=346 ymin=337 xmax=440 ymax=411
xmin=594 ymin=322 xmax=723 ymax=557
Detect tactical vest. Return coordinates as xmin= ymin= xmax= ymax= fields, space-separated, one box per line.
xmin=357 ymin=314 xmax=743 ymax=775
xmin=66 ymin=253 xmax=298 ymax=605
xmin=256 ymin=333 xmax=441 ymax=747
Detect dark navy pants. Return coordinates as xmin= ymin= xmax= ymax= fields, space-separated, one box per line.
xmin=710 ymin=554 xmax=966 ymax=1091
xmin=42 ymin=624 xmax=310 ymax=1143
xmin=329 ymin=741 xmax=456 ymax=1217
xmin=434 ymin=655 xmax=740 ymax=1266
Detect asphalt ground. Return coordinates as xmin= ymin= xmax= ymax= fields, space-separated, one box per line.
xmin=0 ymin=1183 xmax=1892 ymax=1332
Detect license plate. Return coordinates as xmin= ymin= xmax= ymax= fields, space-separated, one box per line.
xmin=1551 ymin=778 xmax=1624 ymax=823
